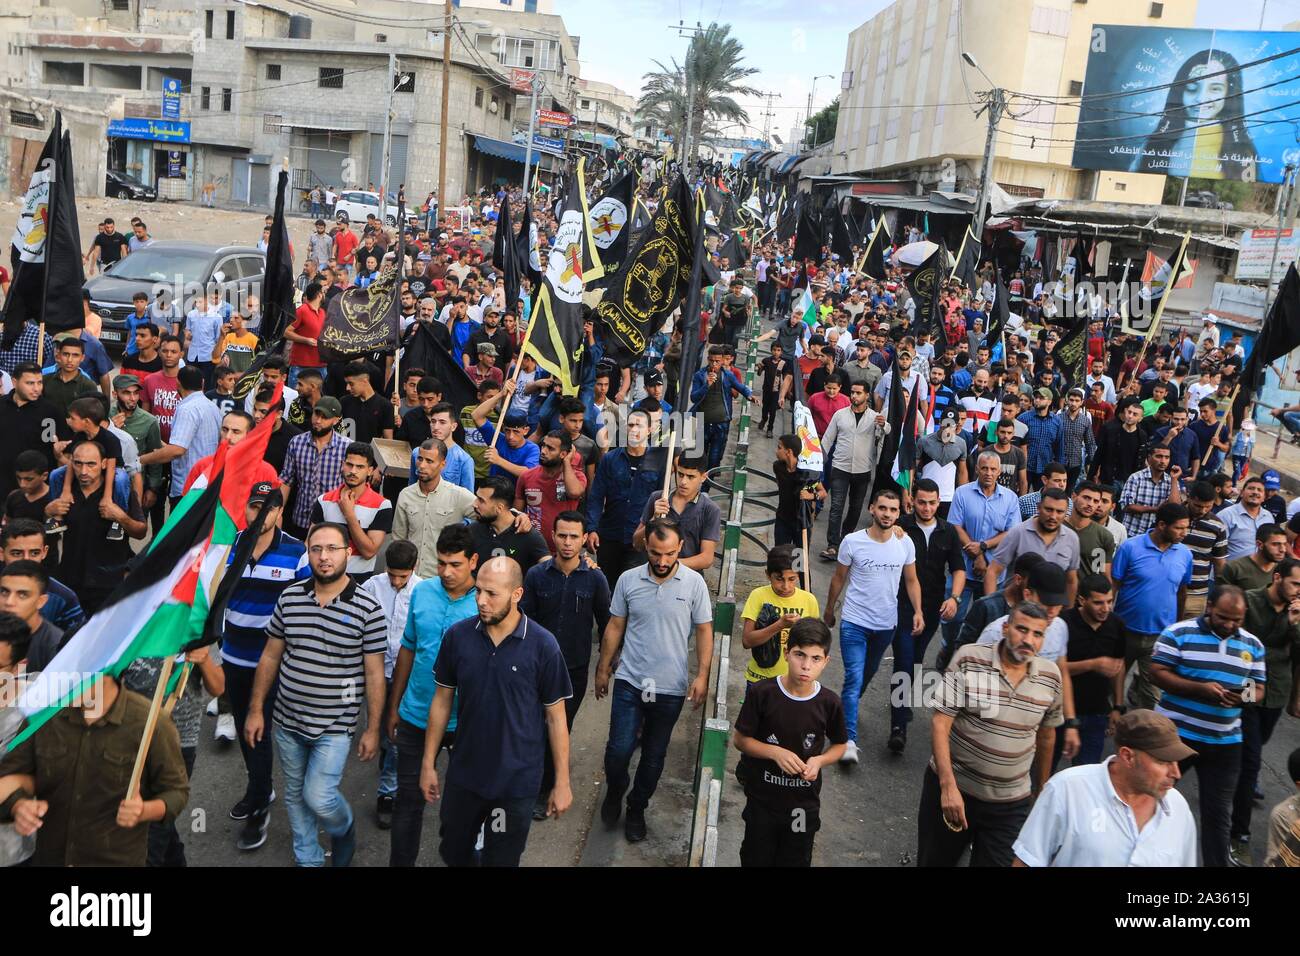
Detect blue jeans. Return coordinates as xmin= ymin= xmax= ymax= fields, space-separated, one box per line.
xmin=891 ymin=609 xmax=942 ymax=727
xmin=941 ymin=579 xmax=979 ymax=651
xmin=838 ymin=619 xmax=898 ymax=742
xmin=704 ymin=421 xmax=730 ymax=473
xmin=378 ymin=737 xmax=398 ymax=797
xmin=1283 ymin=411 xmax=1300 ymax=437
xmin=1052 ymin=712 xmax=1109 ymax=769
xmin=604 ymin=678 xmax=686 ymax=812
xmin=274 ymin=727 xmax=354 ymax=867
xmin=311 ymin=202 xmax=322 ymax=218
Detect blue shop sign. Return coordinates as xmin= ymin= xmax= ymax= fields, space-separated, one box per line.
xmin=107 ymin=118 xmax=191 ymax=144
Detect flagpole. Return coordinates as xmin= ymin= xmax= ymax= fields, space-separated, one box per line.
xmin=1200 ymin=384 xmax=1239 ymax=470
xmin=126 ymin=654 xmax=176 ymax=802
xmin=488 ymin=317 xmax=541 ymax=453
xmin=853 ymin=220 xmax=881 ymax=277
xmin=1138 ymin=231 xmax=1190 ymax=355
xmin=661 ymin=426 xmax=677 ymax=500
xmin=163 ymin=662 xmax=193 ymax=717
xmin=949 ymin=227 xmax=969 ymax=281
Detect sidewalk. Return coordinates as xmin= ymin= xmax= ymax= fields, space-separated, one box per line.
xmin=1250 ymin=422 xmax=1300 ymax=493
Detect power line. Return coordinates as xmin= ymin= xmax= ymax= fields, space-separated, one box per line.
xmin=995 ymin=96 xmax=1300 ymax=147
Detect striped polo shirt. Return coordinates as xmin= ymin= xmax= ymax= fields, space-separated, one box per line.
xmin=1181 ymin=514 xmax=1228 ymax=596
xmin=310 ymin=485 xmax=395 ymax=577
xmin=267 ymin=578 xmax=387 ymax=738
xmin=221 ymin=529 xmax=311 ymax=668
xmin=933 ymin=640 xmax=1064 ymax=803
xmin=1152 ymin=619 xmax=1267 ymax=745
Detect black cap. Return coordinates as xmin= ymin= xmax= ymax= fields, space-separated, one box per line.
xmin=644 ymin=370 xmax=665 ymax=387
xmin=1025 ymin=562 xmax=1068 ymax=606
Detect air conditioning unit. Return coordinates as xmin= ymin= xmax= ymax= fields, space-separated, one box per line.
xmin=1150 ymin=2 xmax=1163 ymax=17
xmin=1068 ymin=80 xmax=1084 ymax=96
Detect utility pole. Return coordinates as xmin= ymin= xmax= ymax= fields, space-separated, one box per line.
xmin=756 ymin=90 xmax=781 ymax=144
xmin=1262 ymin=163 xmax=1296 ymax=319
xmin=973 ymin=87 xmax=1006 ymax=234
xmin=522 ymin=74 xmax=541 ymax=196
xmin=438 ymin=2 xmax=452 ymax=226
xmin=379 ymin=52 xmax=397 ymax=225
xmin=670 ymin=20 xmax=705 ymax=171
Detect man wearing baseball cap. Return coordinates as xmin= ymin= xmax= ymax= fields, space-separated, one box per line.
xmin=1012 ymin=710 xmax=1197 ymax=866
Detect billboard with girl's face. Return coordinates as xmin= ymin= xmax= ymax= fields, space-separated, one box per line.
xmin=1072 ymin=26 xmax=1300 ymax=183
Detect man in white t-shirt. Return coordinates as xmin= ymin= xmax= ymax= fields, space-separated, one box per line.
xmin=823 ymin=488 xmax=924 ymax=764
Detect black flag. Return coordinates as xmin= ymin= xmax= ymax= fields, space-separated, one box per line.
xmin=319 ymin=265 xmax=401 ymax=363
xmin=950 ymin=226 xmax=981 ymax=291
xmin=2 ymin=112 xmax=85 ymax=348
xmin=515 ymin=195 xmax=542 ymax=298
xmin=595 ymin=173 xmax=695 ymax=368
xmin=401 ymin=319 xmax=478 ymax=415
xmin=1233 ymin=263 xmax=1300 ymax=428
xmin=830 ymin=210 xmax=854 ymax=263
xmin=775 ymin=191 xmax=802 ymax=243
xmin=589 ymin=170 xmax=636 ymax=285
xmin=491 ymin=192 xmax=524 ymax=320
xmin=234 ymin=171 xmax=299 ymax=402
xmin=872 ymin=350 xmax=909 ymax=500
xmin=858 ymin=221 xmax=889 ymax=281
xmin=793 ymin=206 xmax=822 ymax=261
xmin=906 ymin=246 xmax=945 ymax=360
xmin=1053 ymin=313 xmax=1091 ymax=391
xmin=677 ymin=186 xmax=708 ymax=416
xmin=983 ymin=268 xmax=1010 ymax=351
xmin=524 ymin=157 xmax=605 ymax=393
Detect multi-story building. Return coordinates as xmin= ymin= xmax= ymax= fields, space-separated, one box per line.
xmin=831 ymin=0 xmax=1197 ymax=203
xmin=4 ymin=0 xmax=583 ymax=205
xmin=570 ymin=77 xmax=634 ymax=150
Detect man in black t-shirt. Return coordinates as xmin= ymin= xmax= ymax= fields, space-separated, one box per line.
xmin=467 ymin=307 xmax=515 ymax=369
xmin=469 ymin=476 xmax=549 ymax=574
xmin=759 ymin=344 xmax=793 ymax=436
xmin=733 ymin=618 xmax=847 ymax=867
xmin=88 ymin=218 xmax=130 ymax=272
xmin=340 ymin=361 xmax=394 ymax=443
xmin=1058 ymin=574 xmax=1127 ymax=769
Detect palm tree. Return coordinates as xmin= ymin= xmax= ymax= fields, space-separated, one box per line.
xmin=637 ymin=22 xmax=760 ymax=165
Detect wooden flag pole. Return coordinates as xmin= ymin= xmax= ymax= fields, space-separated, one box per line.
xmin=126 ymin=654 xmax=176 ymax=801
xmin=801 ymin=518 xmax=812 ymax=596
xmin=661 ymin=425 xmax=677 ymax=500
xmin=36 ymin=322 xmax=46 ymax=367
xmin=1200 ymin=384 xmax=1240 ymax=470
xmin=162 ymin=662 xmax=193 ymax=718
xmin=487 ymin=311 xmax=543 ymax=453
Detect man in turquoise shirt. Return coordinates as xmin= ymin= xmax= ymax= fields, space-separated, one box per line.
xmin=383 ymin=524 xmax=478 ymax=866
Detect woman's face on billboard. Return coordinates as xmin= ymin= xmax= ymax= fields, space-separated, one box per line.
xmin=1183 ymin=62 xmax=1228 ymax=122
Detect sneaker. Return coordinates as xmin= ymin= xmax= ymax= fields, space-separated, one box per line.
xmin=887 ymin=726 xmax=907 ymax=754
xmin=600 ymin=787 xmax=623 ymax=826
xmin=533 ymin=799 xmax=549 ymax=821
xmin=43 ymin=517 xmax=66 ymax=536
xmin=376 ymin=794 xmax=393 ymax=830
xmin=206 ymin=698 xmax=220 ymax=717
xmin=1254 ymin=784 xmax=1265 ymax=803
xmin=214 ymin=713 xmax=237 ymax=742
xmin=765 ymin=428 xmax=773 ymax=438
xmin=106 ymin=521 xmax=124 ymax=541
xmin=331 ymin=821 xmax=357 ymax=867
xmin=1229 ymin=836 xmax=1251 ymax=867
xmin=840 ymin=740 xmax=860 ymax=764
xmin=624 ymin=808 xmax=647 ymax=843
xmin=229 ymin=788 xmax=276 ymax=821
xmin=236 ymin=809 xmax=270 ymax=851
xmin=820 ymin=546 xmax=837 ymax=562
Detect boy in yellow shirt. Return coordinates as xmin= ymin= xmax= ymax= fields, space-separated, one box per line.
xmin=213 ymin=311 xmax=260 ymax=373
xmin=741 ymin=544 xmax=820 ymax=684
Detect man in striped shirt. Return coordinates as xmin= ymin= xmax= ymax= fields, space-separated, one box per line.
xmin=244 ymin=522 xmax=387 ymax=867
xmin=1150 ymin=586 xmax=1267 ymax=867
xmin=309 ymin=441 xmax=393 ymax=584
xmin=218 ymin=482 xmax=310 ymax=851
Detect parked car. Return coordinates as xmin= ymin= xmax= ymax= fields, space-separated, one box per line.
xmin=333 ymin=190 xmax=401 ymax=226
xmin=84 ymin=241 xmax=265 ymax=349
xmin=105 ymin=169 xmax=157 ymax=202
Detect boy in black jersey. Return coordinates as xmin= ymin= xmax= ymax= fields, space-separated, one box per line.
xmin=733 ymin=618 xmax=847 ymax=866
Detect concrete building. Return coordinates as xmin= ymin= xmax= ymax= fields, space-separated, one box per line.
xmin=3 ymin=0 xmax=584 ymax=206
xmin=0 ymin=87 xmax=112 ymax=199
xmin=570 ymin=77 xmax=634 ymax=150
xmin=830 ymin=0 xmax=1197 ymax=203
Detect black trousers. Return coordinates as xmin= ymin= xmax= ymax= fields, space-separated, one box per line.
xmin=760 ymin=393 xmax=779 ymax=431
xmin=1232 ymin=706 xmax=1282 ymax=840
xmin=916 ymin=767 xmax=1031 ymax=867
xmin=438 ymin=780 xmax=535 ymax=868
xmin=739 ymin=799 xmax=819 ymax=867
xmin=1181 ymin=742 xmax=1242 ymax=867
xmin=147 ymin=746 xmax=197 ymax=867
xmin=596 ymin=538 xmax=634 ymax=595
xmin=222 ymin=661 xmax=277 ymax=809
xmin=147 ymin=476 xmax=171 ymax=538
xmin=389 ymin=717 xmax=455 ymax=867
xmin=539 ymin=662 xmax=588 ymax=800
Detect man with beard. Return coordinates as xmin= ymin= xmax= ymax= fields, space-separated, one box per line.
xmin=1012 ymin=710 xmax=1197 ymax=866
xmin=467 ymin=306 xmax=515 ymax=368
xmin=309 ymin=442 xmax=393 ymax=584
xmin=110 ymin=374 xmax=165 ymax=527
xmin=586 ymin=409 xmax=664 ymax=591
xmin=244 ymin=522 xmax=387 ymax=867
xmin=469 ymin=476 xmax=549 ymax=575
xmin=595 ymin=520 xmax=713 ymax=843
xmin=1091 ymin=398 xmax=1147 ymax=487
xmin=918 ymin=602 xmax=1063 ymax=867
xmin=420 ymin=557 xmax=574 ymax=866
xmin=278 ymin=396 xmax=351 ymax=540
xmin=1150 ymin=586 xmax=1267 ymax=867
xmin=958 ymin=368 xmax=1001 ymax=439
xmin=515 ymin=431 xmax=587 ymax=554
xmin=819 ymin=381 xmax=889 ymax=562
xmin=984 ymin=487 xmax=1080 ymax=604
xmin=823 ymin=489 xmax=924 ymax=764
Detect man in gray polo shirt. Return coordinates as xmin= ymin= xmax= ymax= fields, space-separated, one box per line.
xmin=595 ymin=519 xmax=713 ymax=844
xmin=631 ymin=454 xmax=722 ymax=573
xmin=983 ymin=487 xmax=1081 ymax=606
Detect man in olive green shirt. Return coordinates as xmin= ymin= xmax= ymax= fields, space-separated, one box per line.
xmin=41 ymin=335 xmax=100 ymax=419
xmin=110 ymin=374 xmax=167 ymax=513
xmin=1220 ymin=525 xmax=1288 ymax=593
xmin=0 ymin=673 xmax=190 ymax=866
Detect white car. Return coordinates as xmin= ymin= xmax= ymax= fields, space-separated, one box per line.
xmin=333 ymin=190 xmax=401 ymax=226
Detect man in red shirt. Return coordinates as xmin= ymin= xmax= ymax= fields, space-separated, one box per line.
xmin=808 ymin=373 xmax=850 ymax=437
xmin=333 ymin=222 xmax=359 ymax=279
xmin=468 ymin=343 xmax=504 ymax=388
xmin=514 ymin=430 xmax=587 ymax=553
xmin=285 ymin=282 xmax=327 ymax=386
xmin=1084 ymin=381 xmax=1115 ymax=440
xmin=141 ymin=334 xmax=185 ymax=442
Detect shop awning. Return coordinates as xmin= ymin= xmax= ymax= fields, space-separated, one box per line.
xmin=469 ymin=132 xmax=550 ymax=165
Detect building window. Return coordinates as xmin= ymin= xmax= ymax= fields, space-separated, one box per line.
xmin=580 ymin=98 xmax=590 ymax=109
xmin=896 ymin=36 xmax=911 ymax=66
xmin=205 ymin=9 xmax=213 ymax=39
xmin=221 ymin=87 xmax=232 ymax=111
xmin=375 ymin=33 xmax=387 ymax=43
xmin=1115 ymin=181 xmax=1127 ymax=191
xmin=319 ymin=67 xmax=344 ymax=89
xmin=9 ymin=109 xmax=42 ymax=128
xmin=111 ymin=0 xmax=129 ymax=10
xmin=934 ymin=104 xmax=945 ymax=126
xmin=200 ymin=85 xmax=210 ymax=109
xmin=867 ymin=124 xmax=879 ymax=145
xmin=266 ymin=64 xmax=281 ymax=80
xmin=395 ymin=71 xmax=414 ymax=93
xmin=922 ymin=25 xmax=935 ymax=52
xmin=1068 ymin=79 xmax=1084 ymax=96
xmin=474 ymin=87 xmax=484 ymax=107
xmin=226 ymin=10 xmax=235 ymax=39
xmin=1150 ymin=2 xmax=1163 ymax=17
xmin=504 ymin=101 xmax=512 ymax=121
xmin=886 ymin=115 xmax=899 ymax=140
xmin=42 ymin=61 xmax=85 ymax=86
xmin=911 ymin=110 xmax=922 ymax=134
xmin=490 ymin=94 xmax=499 ymax=112
xmin=1029 ymin=5 xmax=1070 ymax=36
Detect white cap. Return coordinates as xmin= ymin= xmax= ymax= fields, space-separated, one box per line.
xmin=1203 ymin=313 xmax=1217 ymax=323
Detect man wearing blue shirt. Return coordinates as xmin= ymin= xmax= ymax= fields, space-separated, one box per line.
xmin=385 ymin=524 xmax=479 ymax=867
xmin=1152 ymin=406 xmax=1202 ymax=480
xmin=1112 ymin=502 xmax=1194 ymax=710
xmin=946 ymin=451 xmax=1021 ymax=647
xmin=1018 ymin=388 xmax=1064 ymax=487
xmin=690 ymin=346 xmax=756 ymax=474
xmin=586 ymin=408 xmax=664 ymax=592
xmin=1150 ymin=587 xmax=1267 ymax=867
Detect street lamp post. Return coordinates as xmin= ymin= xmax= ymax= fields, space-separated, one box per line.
xmin=963 ymin=51 xmax=1004 ymax=234
xmin=522 ymin=74 xmax=542 ymax=196
xmin=803 ymin=74 xmax=832 ymax=151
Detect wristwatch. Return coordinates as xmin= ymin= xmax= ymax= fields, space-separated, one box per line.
xmin=979 ymin=541 xmax=989 ymax=553
xmin=1061 ymin=717 xmax=1082 ymax=730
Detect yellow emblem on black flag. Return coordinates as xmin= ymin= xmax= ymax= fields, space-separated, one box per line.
xmin=523 ymin=157 xmax=605 ymax=395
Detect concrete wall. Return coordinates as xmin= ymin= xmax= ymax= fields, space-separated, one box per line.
xmin=0 ymin=89 xmax=110 ymax=198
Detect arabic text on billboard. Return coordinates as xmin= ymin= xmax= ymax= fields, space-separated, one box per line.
xmin=1235 ymin=228 xmax=1300 ymax=281
xmin=1072 ymin=26 xmax=1300 ymax=183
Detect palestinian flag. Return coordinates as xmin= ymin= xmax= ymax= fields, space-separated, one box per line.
xmin=8 ymin=389 xmax=281 ymax=748
xmin=890 ymin=373 xmax=921 ymax=491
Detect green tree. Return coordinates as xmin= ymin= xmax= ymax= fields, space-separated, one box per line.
xmin=804 ymin=98 xmax=840 ymax=149
xmin=637 ymin=22 xmax=760 ymax=165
